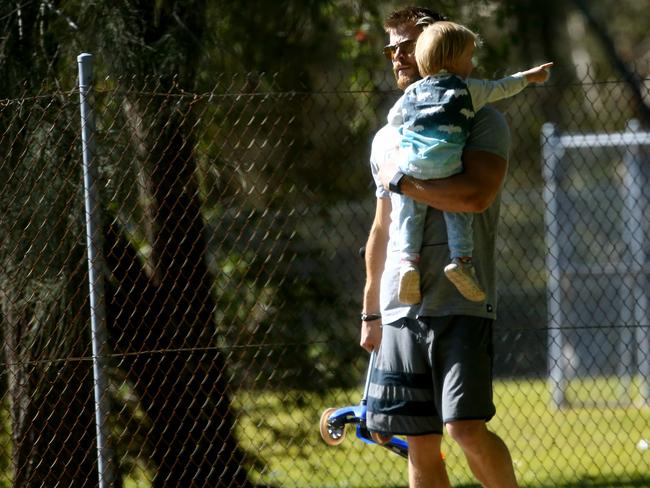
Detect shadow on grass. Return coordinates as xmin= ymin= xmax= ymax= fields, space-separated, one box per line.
xmin=418 ymin=477 xmax=650 ymax=488
xmin=543 ymin=476 xmax=650 ymax=488
xmin=256 ymin=475 xmax=650 ymax=488
xmin=294 ymin=479 xmax=650 ymax=488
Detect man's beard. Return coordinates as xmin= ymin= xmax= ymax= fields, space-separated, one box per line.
xmin=395 ymin=70 xmax=420 ymax=90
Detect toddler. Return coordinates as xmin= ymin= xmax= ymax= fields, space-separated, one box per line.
xmin=389 ymin=21 xmax=552 ymax=304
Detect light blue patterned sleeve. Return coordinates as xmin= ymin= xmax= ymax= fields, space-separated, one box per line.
xmin=466 ymin=74 xmax=528 ymax=111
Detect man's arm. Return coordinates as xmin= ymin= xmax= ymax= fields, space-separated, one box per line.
xmin=360 ymin=197 xmax=391 ymax=352
xmin=381 ymin=149 xmax=507 ymax=213
xmin=401 ymin=149 xmax=507 ymax=212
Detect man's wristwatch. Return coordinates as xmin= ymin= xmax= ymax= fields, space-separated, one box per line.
xmin=361 ymin=312 xmax=382 ymax=322
xmin=388 ymin=171 xmax=406 ymax=194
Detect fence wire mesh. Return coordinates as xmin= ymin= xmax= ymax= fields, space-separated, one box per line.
xmin=0 ymin=64 xmax=649 ymax=487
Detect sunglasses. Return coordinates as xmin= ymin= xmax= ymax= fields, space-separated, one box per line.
xmin=383 ymin=39 xmax=417 ymax=60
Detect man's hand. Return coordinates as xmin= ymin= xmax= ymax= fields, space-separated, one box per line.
xmin=522 ymin=62 xmax=553 ymax=84
xmin=360 ymin=319 xmax=382 ymax=352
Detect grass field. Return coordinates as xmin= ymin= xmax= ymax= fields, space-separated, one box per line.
xmin=234 ymin=376 xmax=650 ymax=487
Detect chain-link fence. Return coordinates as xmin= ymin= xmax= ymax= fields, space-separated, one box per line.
xmin=0 ymin=56 xmax=649 ymax=487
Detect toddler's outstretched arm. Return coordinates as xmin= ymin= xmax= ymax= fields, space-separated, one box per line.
xmin=521 ymin=62 xmax=553 ymax=84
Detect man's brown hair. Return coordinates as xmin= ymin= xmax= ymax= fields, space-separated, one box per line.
xmin=383 ymin=6 xmax=446 ymax=31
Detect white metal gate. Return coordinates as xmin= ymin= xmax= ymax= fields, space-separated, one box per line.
xmin=541 ymin=120 xmax=650 ymax=409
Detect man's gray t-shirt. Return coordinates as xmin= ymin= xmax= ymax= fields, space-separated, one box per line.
xmin=369 ymin=105 xmax=510 ymax=323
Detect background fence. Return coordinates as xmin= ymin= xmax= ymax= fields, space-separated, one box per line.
xmin=0 ymin=58 xmax=649 ymax=487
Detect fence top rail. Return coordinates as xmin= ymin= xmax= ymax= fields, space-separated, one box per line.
xmin=543 ymin=120 xmax=650 ymax=149
xmin=558 ymin=131 xmax=650 ymax=148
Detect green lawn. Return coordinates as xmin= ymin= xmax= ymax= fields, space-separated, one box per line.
xmin=234 ymin=377 xmax=650 ymax=487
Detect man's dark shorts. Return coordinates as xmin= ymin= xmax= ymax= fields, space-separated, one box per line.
xmin=366 ymin=315 xmax=495 ymax=435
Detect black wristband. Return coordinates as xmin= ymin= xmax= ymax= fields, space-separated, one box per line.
xmin=361 ymin=312 xmax=382 ymax=322
xmin=388 ymin=171 xmax=405 ymax=194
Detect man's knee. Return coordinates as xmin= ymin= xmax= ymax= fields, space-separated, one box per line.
xmin=445 ymin=420 xmax=487 ymax=448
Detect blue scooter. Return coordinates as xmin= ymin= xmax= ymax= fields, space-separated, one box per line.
xmin=319 ymin=351 xmax=409 ymax=458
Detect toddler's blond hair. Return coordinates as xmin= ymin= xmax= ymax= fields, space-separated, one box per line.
xmin=415 ymin=21 xmax=478 ymax=77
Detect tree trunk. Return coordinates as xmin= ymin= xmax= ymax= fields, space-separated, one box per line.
xmin=569 ymin=0 xmax=650 ymax=126
xmin=104 ymin=101 xmax=252 ymax=486
xmin=0 ymin=102 xmax=99 ymax=486
xmin=1 ymin=256 xmax=98 ymax=487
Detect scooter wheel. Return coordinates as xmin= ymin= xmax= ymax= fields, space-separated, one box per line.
xmin=319 ymin=407 xmax=346 ymax=446
xmin=370 ymin=431 xmax=392 ymax=445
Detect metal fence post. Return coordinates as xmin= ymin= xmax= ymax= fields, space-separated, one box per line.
xmin=624 ymin=119 xmax=650 ymax=405
xmin=541 ymin=122 xmax=567 ymax=409
xmin=619 ymin=119 xmax=641 ymax=404
xmin=78 ymin=52 xmax=114 ymax=488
